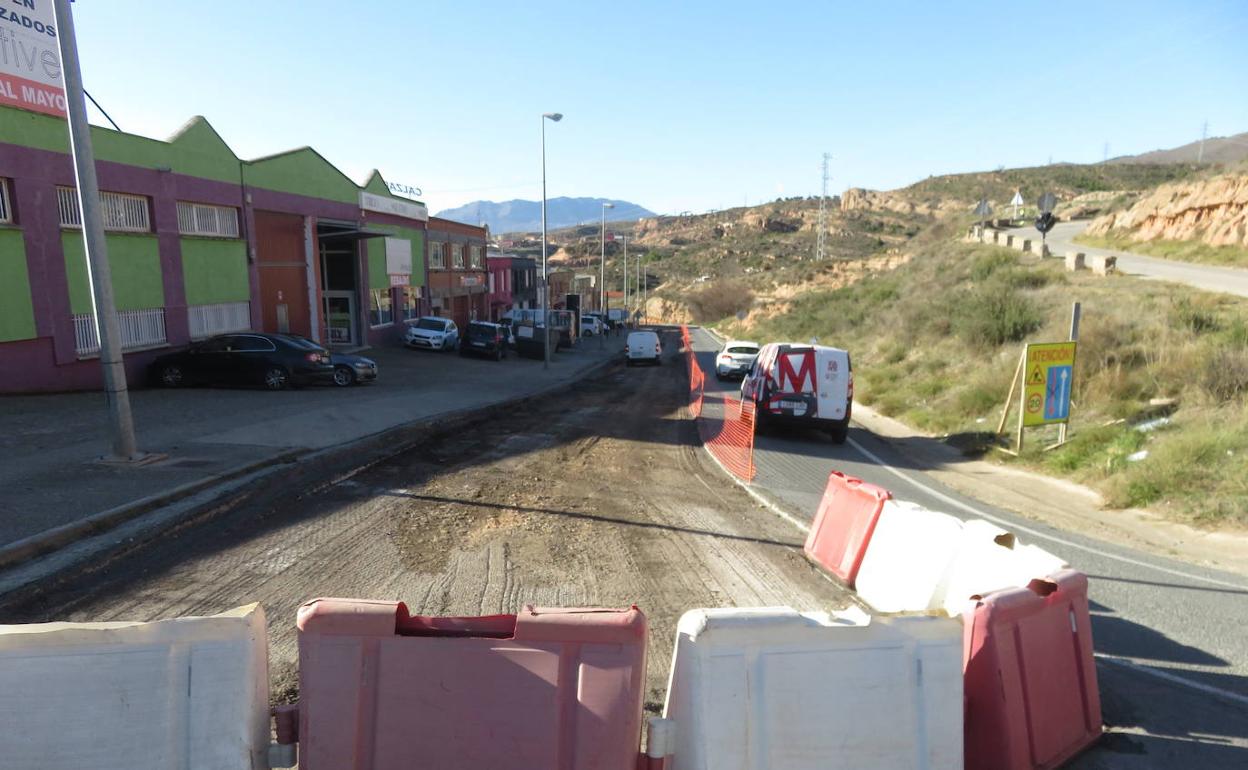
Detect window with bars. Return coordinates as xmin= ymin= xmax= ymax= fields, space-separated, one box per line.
xmin=0 ymin=178 xmax=11 ymax=224
xmin=429 ymin=241 xmax=445 ymax=269
xmin=177 ymin=201 xmax=240 ymax=238
xmin=57 ymin=187 xmax=151 ymax=232
xmin=451 ymin=244 xmax=464 ymax=269
xmin=470 ymin=245 xmax=483 ymax=268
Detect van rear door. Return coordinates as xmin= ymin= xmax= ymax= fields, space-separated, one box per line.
xmin=768 ymin=347 xmax=818 ymax=417
xmin=814 ymin=347 xmax=850 ymax=420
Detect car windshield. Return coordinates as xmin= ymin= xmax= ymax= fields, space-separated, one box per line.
xmin=468 ymin=325 xmax=496 ymax=340
xmin=416 ymin=319 xmax=446 ymax=331
xmin=727 ymin=346 xmax=758 ymax=354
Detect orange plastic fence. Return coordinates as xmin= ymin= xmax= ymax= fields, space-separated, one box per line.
xmin=681 ymin=326 xmax=755 ymax=481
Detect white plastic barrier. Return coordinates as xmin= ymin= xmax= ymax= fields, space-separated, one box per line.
xmin=0 ymin=604 xmax=269 ymax=770
xmin=856 ymin=501 xmax=1068 ymax=616
xmin=939 ymin=520 xmax=1068 ymax=617
xmin=855 ymin=500 xmax=964 ymax=613
xmin=662 ymin=606 xmax=963 ymax=770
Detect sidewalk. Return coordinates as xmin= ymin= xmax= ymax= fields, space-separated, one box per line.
xmin=0 ymin=338 xmax=621 ymax=559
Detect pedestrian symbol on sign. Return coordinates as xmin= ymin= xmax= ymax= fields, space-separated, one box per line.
xmin=1027 ymin=365 xmax=1045 ymax=386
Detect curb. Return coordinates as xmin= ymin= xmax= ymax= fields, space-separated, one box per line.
xmin=0 ymin=349 xmax=620 ymax=581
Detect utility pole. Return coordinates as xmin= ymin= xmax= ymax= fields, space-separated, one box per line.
xmin=621 ymin=235 xmax=629 ymax=324
xmin=600 ymin=202 xmax=614 ymax=313
xmin=1198 ymin=120 xmax=1209 ymax=163
xmin=816 ymin=152 xmax=830 ymax=261
xmin=53 ymin=0 xmax=140 ymax=461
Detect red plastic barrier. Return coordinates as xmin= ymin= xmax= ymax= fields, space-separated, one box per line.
xmin=296 ymin=600 xmax=647 ymax=770
xmin=698 ymin=394 xmax=756 ymax=481
xmin=963 ymin=570 xmax=1102 ymax=770
xmin=803 ymin=471 xmax=892 ymax=587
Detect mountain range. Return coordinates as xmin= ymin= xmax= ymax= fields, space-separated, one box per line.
xmin=1106 ymin=131 xmax=1248 ymax=166
xmin=435 ymin=197 xmax=655 ymax=234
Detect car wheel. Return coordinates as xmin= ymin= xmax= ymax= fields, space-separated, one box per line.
xmin=829 ymin=423 xmax=849 ymax=445
xmin=262 ymin=366 xmax=290 ymax=391
xmin=159 ymin=364 xmax=184 ymax=388
xmin=332 ymin=365 xmax=355 ymax=387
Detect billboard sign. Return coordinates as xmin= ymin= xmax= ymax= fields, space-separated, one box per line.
xmin=0 ymin=1 xmax=66 ymax=117
xmin=360 ymin=191 xmax=428 ymax=222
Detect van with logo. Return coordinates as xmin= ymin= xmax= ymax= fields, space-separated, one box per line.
xmin=739 ymin=342 xmax=853 ymax=443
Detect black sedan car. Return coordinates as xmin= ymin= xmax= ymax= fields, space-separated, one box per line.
xmin=329 ymin=351 xmax=378 ymax=386
xmin=149 ymin=333 xmax=335 ymax=390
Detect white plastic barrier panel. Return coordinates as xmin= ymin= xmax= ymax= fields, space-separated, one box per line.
xmin=939 ymin=520 xmax=1068 ymax=617
xmin=662 ymin=606 xmax=963 ymax=770
xmin=0 ymin=604 xmax=269 ymax=770
xmin=855 ymin=500 xmax=964 ymax=613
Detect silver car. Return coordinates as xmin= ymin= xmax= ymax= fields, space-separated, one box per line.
xmin=714 ymin=340 xmax=760 ymax=380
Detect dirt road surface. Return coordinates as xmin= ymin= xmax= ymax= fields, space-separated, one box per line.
xmin=0 ymin=329 xmax=852 ymax=709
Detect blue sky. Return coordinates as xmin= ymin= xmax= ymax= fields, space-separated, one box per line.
xmin=70 ymin=0 xmax=1248 ymax=215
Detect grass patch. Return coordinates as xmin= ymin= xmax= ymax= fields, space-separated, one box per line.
xmin=1075 ymin=232 xmax=1248 ymax=267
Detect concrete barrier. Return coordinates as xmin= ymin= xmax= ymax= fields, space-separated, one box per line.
xmin=663 ymin=606 xmax=963 ymax=769
xmin=1065 ymin=251 xmax=1086 ymax=271
xmin=1016 ymin=238 xmax=1031 ymax=253
xmin=1003 ymin=234 xmax=1014 ymax=248
xmin=1035 ymin=242 xmax=1050 ymax=258
xmin=984 ymin=229 xmax=999 ymax=244
xmin=1089 ymin=254 xmax=1117 ymax=275
xmin=0 ymin=604 xmax=270 ymax=769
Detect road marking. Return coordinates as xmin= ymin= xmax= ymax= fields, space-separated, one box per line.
xmin=845 ymin=436 xmax=1248 ymax=591
xmin=1095 ymin=654 xmax=1248 ymax=708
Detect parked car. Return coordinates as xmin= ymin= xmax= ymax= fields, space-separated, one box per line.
xmin=149 ymin=333 xmax=334 ymax=390
xmin=405 ymin=316 xmax=458 ymax=351
xmin=460 ymin=321 xmax=508 ymax=361
xmin=329 ymin=352 xmax=378 ymax=386
xmin=580 ymin=315 xmax=604 ymax=336
xmin=714 ymin=340 xmax=761 ymax=380
xmin=740 ymin=342 xmax=853 ymax=443
xmin=625 ymin=330 xmax=662 ymax=366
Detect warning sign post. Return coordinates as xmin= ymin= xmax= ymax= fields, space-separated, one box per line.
xmin=997 ymin=338 xmax=1078 ymax=453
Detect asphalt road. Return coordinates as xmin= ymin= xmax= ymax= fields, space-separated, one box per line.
xmin=692 ymin=327 xmax=1248 ymax=769
xmin=1007 ymin=220 xmax=1248 ymax=298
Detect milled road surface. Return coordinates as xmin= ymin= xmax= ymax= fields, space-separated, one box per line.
xmin=1007 ymin=220 xmax=1248 ymax=298
xmin=691 ymin=327 xmax=1248 ymax=769
xmin=0 ymin=329 xmax=850 ymax=710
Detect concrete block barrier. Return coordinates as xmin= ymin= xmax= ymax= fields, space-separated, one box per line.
xmin=1017 ymin=238 xmax=1031 ymax=253
xmin=1065 ymin=251 xmax=1086 ymax=271
xmin=1089 ymin=254 xmax=1117 ymax=275
xmin=963 ymin=570 xmax=1102 ymax=770
xmin=295 ymin=599 xmax=647 ymax=770
xmin=662 ymin=606 xmax=963 ymax=769
xmin=803 ymin=470 xmax=892 ymax=587
xmin=939 ymin=520 xmax=1067 ymax=617
xmin=1003 ymin=234 xmax=1015 ymax=248
xmin=0 ymin=604 xmax=270 ymax=770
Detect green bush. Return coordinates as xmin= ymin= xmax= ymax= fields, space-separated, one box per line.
xmin=948 ymin=285 xmax=1043 ymax=347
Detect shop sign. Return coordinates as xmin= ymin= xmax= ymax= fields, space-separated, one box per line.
xmin=460 ymin=275 xmax=481 ymax=287
xmin=360 ymin=191 xmax=428 ymax=222
xmin=384 ymin=236 xmax=412 ymax=274
xmin=389 ymin=274 xmax=409 ymax=287
xmin=0 ymin=0 xmax=66 ymax=117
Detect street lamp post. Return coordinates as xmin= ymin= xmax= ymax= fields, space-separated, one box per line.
xmin=540 ymin=112 xmax=562 ymax=370
xmin=600 ymin=202 xmax=614 ymax=315
xmin=621 ymin=235 xmax=629 ymax=326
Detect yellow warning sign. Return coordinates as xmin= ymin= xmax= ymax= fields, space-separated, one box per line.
xmin=1023 ymin=342 xmax=1077 ymax=427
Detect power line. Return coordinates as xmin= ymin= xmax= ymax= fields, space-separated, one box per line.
xmin=83 ymin=89 xmax=120 ymax=132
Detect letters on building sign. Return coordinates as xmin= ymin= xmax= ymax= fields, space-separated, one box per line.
xmin=387 ymin=182 xmax=422 ymax=198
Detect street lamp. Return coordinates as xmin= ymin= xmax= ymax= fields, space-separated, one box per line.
xmin=600 ymin=202 xmax=614 ymax=315
xmin=540 ymin=112 xmax=562 ymax=369
xmin=621 ymin=234 xmax=629 ymax=326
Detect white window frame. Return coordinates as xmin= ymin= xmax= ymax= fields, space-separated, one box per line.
xmin=451 ymin=243 xmax=465 ymax=269
xmin=470 ymin=245 xmax=483 ymax=268
xmin=0 ymin=178 xmax=11 ymax=224
xmin=401 ymin=286 xmax=421 ymax=321
xmin=177 ymin=201 xmax=240 ymax=238
xmin=57 ymin=186 xmax=151 ymax=232
xmin=429 ymin=241 xmax=445 ymax=269
xmin=370 ymin=288 xmax=394 ymax=328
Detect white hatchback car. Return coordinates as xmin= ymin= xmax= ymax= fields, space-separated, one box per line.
xmin=625 ymin=330 xmax=662 ymax=366
xmin=405 ymin=316 xmax=459 ymax=351
xmin=714 ymin=340 xmax=760 ymax=380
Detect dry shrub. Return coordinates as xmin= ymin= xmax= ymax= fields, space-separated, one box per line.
xmin=686 ymin=280 xmax=754 ymax=324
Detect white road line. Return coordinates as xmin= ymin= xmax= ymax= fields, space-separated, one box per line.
xmin=846 ymin=436 xmax=1248 ymax=591
xmin=1095 ymin=654 xmax=1248 ymax=708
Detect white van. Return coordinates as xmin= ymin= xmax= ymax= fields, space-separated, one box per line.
xmin=625 ymin=331 xmax=662 ymax=366
xmin=740 ymin=342 xmax=853 ymax=443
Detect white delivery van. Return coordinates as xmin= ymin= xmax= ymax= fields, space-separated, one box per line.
xmin=740 ymin=342 xmax=853 ymax=443
xmin=625 ymin=330 xmax=662 ymax=366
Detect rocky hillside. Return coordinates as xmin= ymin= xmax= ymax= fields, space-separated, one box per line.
xmin=1085 ymin=172 xmax=1248 ymax=247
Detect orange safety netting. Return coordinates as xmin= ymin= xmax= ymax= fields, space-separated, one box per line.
xmin=681 ymin=325 xmax=755 ymax=481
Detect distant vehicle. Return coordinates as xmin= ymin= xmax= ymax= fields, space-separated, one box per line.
xmin=607 ymin=308 xmax=628 ymax=324
xmin=150 ymin=333 xmax=334 ymax=390
xmin=740 ymin=342 xmax=853 ymax=443
xmin=460 ymin=321 xmax=508 ymax=361
xmin=714 ymin=340 xmax=760 ymax=380
xmin=329 ymin=351 xmax=378 ymax=387
xmin=580 ymin=315 xmax=604 ymax=336
xmin=625 ymin=330 xmax=662 ymax=366
xmin=405 ymin=316 xmax=459 ymax=351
